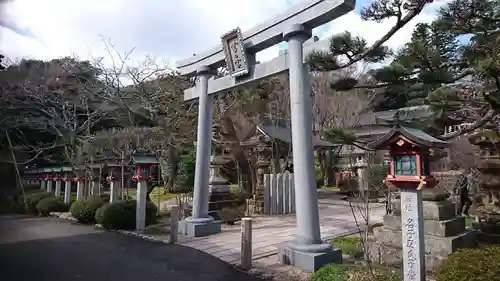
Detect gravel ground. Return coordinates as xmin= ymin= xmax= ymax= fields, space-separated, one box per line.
xmin=0 ymin=215 xmax=263 ymax=281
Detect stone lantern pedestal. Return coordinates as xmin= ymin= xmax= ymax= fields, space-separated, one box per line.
xmin=208 ymin=155 xmax=233 ymax=212
xmin=367 ymin=188 xmax=477 ymax=271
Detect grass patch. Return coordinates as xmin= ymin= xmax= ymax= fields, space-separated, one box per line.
xmin=465 ymin=216 xmax=473 ymax=228
xmin=312 ymin=263 xmax=402 ymax=281
xmin=331 ymin=235 xmax=364 ymax=259
xmin=149 ymin=187 xmax=183 ymax=202
xmin=322 ymin=186 xmax=340 ymax=191
xmin=142 ymin=222 xmax=169 ymax=235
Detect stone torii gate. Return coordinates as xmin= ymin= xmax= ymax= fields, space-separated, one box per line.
xmin=176 ymin=0 xmax=355 ymax=272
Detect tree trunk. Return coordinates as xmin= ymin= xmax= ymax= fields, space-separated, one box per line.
xmin=160 ymin=146 xmax=180 ymax=193
xmin=232 ymin=149 xmax=253 ymax=196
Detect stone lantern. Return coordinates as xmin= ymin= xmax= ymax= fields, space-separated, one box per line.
xmin=366 ymin=125 xmax=475 ymax=276
xmin=468 ymin=130 xmax=500 ymax=243
xmin=73 ymin=166 xmax=86 ymax=201
xmin=104 ymin=161 xmax=123 ymax=203
xmin=44 ymin=168 xmax=54 ymax=193
xmin=131 ymin=152 xmax=158 ymax=231
xmin=52 ymin=167 xmax=63 ymax=197
xmin=37 ymin=168 xmax=45 ymax=190
xmin=61 ymin=166 xmax=73 ymax=204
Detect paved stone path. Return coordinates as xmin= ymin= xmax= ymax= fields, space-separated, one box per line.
xmin=0 ymin=215 xmax=263 ymax=281
xmin=179 ymin=200 xmax=385 ymax=264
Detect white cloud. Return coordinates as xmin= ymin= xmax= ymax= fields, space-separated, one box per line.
xmin=0 ymin=0 xmax=451 ymax=68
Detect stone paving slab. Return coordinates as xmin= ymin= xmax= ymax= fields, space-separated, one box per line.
xmin=179 ymin=202 xmax=386 ymax=264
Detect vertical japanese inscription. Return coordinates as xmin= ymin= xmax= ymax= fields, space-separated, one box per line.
xmin=221 ymin=28 xmax=250 ymax=77
xmin=401 ymin=190 xmax=424 ymax=281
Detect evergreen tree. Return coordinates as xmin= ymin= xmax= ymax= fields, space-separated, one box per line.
xmin=308 ymin=0 xmax=500 ymax=139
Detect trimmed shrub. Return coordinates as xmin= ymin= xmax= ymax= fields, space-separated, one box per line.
xmin=26 ymin=191 xmax=53 ymax=214
xmin=96 ymin=200 xmax=157 ymax=230
xmin=79 ymin=196 xmax=107 ymax=224
xmin=70 ymin=199 xmax=85 ymax=219
xmin=436 ymin=245 xmax=500 ymax=281
xmin=36 ymin=196 xmax=69 ymax=216
xmin=219 ymin=205 xmax=245 ymax=225
xmin=95 ymin=203 xmax=108 ymax=224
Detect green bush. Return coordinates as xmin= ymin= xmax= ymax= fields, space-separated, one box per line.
xmin=0 ymin=194 xmax=25 ymax=214
xmin=436 ymin=246 xmax=500 ymax=281
xmin=95 ymin=203 xmax=108 ymax=223
xmin=36 ymin=196 xmax=69 ymax=216
xmin=70 ymin=199 xmax=85 ymax=219
xmin=175 ymin=151 xmax=196 ymax=192
xmin=96 ymin=200 xmax=157 ymax=230
xmin=79 ymin=196 xmax=107 ymax=224
xmin=26 ymin=191 xmax=53 ymax=214
xmin=219 ymin=205 xmax=245 ymax=224
xmin=312 ymin=264 xmax=349 ymax=281
xmin=331 ymin=235 xmax=364 ymax=259
xmin=312 ymin=264 xmax=401 ymax=281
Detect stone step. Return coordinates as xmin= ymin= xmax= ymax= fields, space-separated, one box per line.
xmin=372 ymin=226 xmax=477 ymax=257
xmin=382 ymin=215 xmax=466 ymax=237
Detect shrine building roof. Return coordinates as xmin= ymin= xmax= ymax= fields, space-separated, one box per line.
xmin=257 ymin=123 xmax=339 ymax=148
xmin=367 ymin=125 xmax=449 ymax=150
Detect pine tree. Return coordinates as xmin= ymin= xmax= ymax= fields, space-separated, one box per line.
xmin=307 ymin=0 xmax=500 ymax=139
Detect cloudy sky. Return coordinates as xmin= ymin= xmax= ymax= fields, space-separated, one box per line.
xmin=1 ymin=0 xmax=451 ymax=68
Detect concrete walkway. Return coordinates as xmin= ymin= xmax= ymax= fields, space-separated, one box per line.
xmin=0 ymin=215 xmax=263 ymax=281
xmin=179 ymin=200 xmax=385 ymax=264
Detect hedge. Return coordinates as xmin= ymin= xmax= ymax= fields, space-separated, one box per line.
xmin=36 ymin=196 xmax=69 ymax=216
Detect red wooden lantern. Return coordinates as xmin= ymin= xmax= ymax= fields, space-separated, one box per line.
xmin=131 ymin=153 xmax=158 ymax=182
xmin=61 ymin=166 xmax=73 ymax=182
xmin=52 ymin=167 xmax=63 ymax=182
xmin=367 ymin=126 xmax=449 ymax=190
xmin=104 ymin=163 xmax=122 ymax=183
xmin=43 ymin=168 xmax=54 ymax=181
xmin=72 ymin=166 xmax=86 ymax=182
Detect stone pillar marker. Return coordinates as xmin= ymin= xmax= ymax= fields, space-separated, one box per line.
xmin=108 ymin=174 xmax=120 ymax=203
xmin=74 ymin=166 xmax=85 ymax=201
xmin=64 ymin=177 xmax=72 ymax=204
xmin=39 ymin=169 xmax=46 ymax=190
xmin=46 ymin=180 xmax=53 ymax=193
xmin=178 ymin=66 xmax=221 ymax=238
xmin=131 ymin=153 xmax=159 ymax=231
xmin=170 ymin=205 xmax=179 ymax=244
xmin=76 ymin=180 xmax=84 ymax=200
xmin=136 ymin=179 xmax=147 ymax=230
xmin=53 ymin=167 xmax=62 ymax=197
xmin=240 ymin=217 xmax=253 ymax=270
xmin=400 ymin=189 xmax=425 ymax=281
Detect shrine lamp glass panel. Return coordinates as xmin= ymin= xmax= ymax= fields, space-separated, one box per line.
xmin=394 ymin=155 xmax=417 ymax=176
